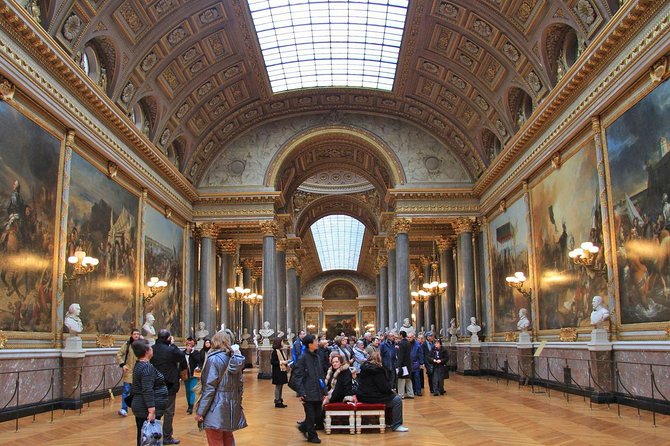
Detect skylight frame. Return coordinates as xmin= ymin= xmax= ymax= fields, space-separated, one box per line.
xmin=247 ymin=0 xmax=409 ymax=93
xmin=310 ymin=215 xmax=365 ymax=271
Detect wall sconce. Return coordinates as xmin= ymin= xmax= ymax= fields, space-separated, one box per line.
xmin=64 ymin=250 xmax=99 ymax=285
xmin=568 ymin=241 xmax=607 ymax=277
xmin=143 ymin=276 xmax=168 ymax=304
xmin=505 ymin=271 xmax=532 ymax=300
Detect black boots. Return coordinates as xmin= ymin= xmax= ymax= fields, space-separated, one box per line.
xmin=186 ymin=404 xmax=193 ymax=414
xmin=274 ymin=400 xmax=287 ymax=408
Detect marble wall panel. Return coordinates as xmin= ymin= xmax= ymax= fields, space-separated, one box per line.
xmin=481 ymin=344 xmax=519 ymax=375
xmin=534 ymin=347 xmax=591 ymax=389
xmin=0 ymin=356 xmax=61 ymax=406
xmin=80 ymin=351 xmax=121 ymax=394
xmin=614 ymin=350 xmax=670 ymax=399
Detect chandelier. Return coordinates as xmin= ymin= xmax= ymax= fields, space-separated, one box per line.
xmin=227 ymin=266 xmax=250 ymax=301
xmin=244 ymin=276 xmax=263 ymax=307
xmin=412 ymin=238 xmax=447 ymax=302
xmin=64 ymin=250 xmax=99 ymax=285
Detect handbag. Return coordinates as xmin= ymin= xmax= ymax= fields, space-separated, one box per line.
xmin=141 ymin=419 xmax=163 ymax=446
xmin=287 ymin=368 xmax=300 ymax=392
xmin=179 ymin=367 xmax=189 ymax=381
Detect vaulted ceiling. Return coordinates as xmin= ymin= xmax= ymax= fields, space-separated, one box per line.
xmin=42 ymin=0 xmax=619 ymax=187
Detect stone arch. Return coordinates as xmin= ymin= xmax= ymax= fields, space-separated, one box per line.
xmin=322 ymin=280 xmax=359 ymax=300
xmin=542 ymin=23 xmax=583 ymax=86
xmin=294 ymin=194 xmax=380 ymax=238
xmin=506 ymin=86 xmax=535 ymax=131
xmin=86 ymin=36 xmax=117 ymax=97
xmin=167 ymin=136 xmax=187 ymax=171
xmin=481 ymin=128 xmax=503 ymax=164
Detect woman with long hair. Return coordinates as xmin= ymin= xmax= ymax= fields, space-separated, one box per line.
xmin=271 ymin=337 xmax=289 ymax=408
xmin=130 ymin=339 xmax=168 ymax=446
xmin=322 ymin=353 xmax=354 ymax=405
xmin=194 ymin=331 xmax=247 ymax=446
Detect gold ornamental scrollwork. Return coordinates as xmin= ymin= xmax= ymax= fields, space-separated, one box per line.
xmin=650 ymin=55 xmax=669 ymax=84
xmin=453 ymin=217 xmax=477 ymax=235
xmin=191 ymin=224 xmax=202 ymax=241
xmin=392 ymin=218 xmax=411 ymax=234
xmin=216 ymin=239 xmax=237 ymax=255
xmin=419 ymin=255 xmax=431 ymax=267
xmin=242 ymin=258 xmax=256 ymax=269
xmin=504 ymin=332 xmax=519 ymax=342
xmin=376 ymin=255 xmax=388 ymax=268
xmin=107 ymin=161 xmax=119 ymax=178
xmin=0 ymin=330 xmax=7 ymax=349
xmin=384 ymin=236 xmax=396 ymax=251
xmin=200 ymin=223 xmax=219 ymax=239
xmin=96 ymin=334 xmax=116 ymax=348
xmin=286 ymin=256 xmax=300 ymax=270
xmin=259 ymin=220 xmax=279 ymax=237
xmin=276 ymin=238 xmax=287 ymax=251
xmin=296 ymin=265 xmax=303 ymax=277
xmin=0 ymin=75 xmax=16 ymax=102
xmin=436 ymin=236 xmax=455 ymax=251
xmin=252 ymin=266 xmax=263 ymax=278
xmin=559 ymin=327 xmax=578 ymax=342
xmin=65 ymin=129 xmax=76 ymax=149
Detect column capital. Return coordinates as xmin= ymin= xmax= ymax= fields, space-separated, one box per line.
xmin=392 ymin=218 xmax=411 ymax=234
xmin=259 ymin=220 xmax=279 ymax=237
xmin=242 ymin=258 xmax=256 ymax=269
xmin=65 ymin=129 xmax=76 ymax=150
xmin=252 ymin=266 xmax=263 ymax=279
xmin=0 ymin=75 xmax=16 ymax=102
xmin=453 ymin=217 xmax=477 ymax=235
xmin=286 ymin=256 xmax=300 ymax=270
xmin=384 ymin=236 xmax=396 ymax=251
xmin=376 ymin=255 xmax=388 ymax=268
xmin=420 ymin=255 xmax=432 ymax=267
xmin=276 ymin=238 xmax=287 ymax=251
xmin=296 ymin=265 xmax=303 ymax=277
xmin=191 ymin=225 xmax=202 ymax=240
xmin=200 ymin=222 xmax=219 ymax=239
xmin=436 ymin=236 xmax=456 ymax=251
xmin=216 ymin=239 xmax=237 ymax=255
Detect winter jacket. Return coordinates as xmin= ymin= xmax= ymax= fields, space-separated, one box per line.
xmin=410 ymin=340 xmax=424 ymax=372
xmin=379 ymin=340 xmax=397 ymax=372
xmin=355 ymin=362 xmax=395 ymax=404
xmin=324 ymin=364 xmax=353 ymax=404
xmin=131 ymin=361 xmax=168 ymax=418
xmin=271 ymin=348 xmax=289 ymax=385
xmin=196 ymin=349 xmax=247 ymax=432
xmin=116 ymin=338 xmax=137 ymax=384
xmin=428 ymin=346 xmax=448 ymax=370
xmin=293 ymin=349 xmax=325 ymax=402
xmin=397 ymin=339 xmax=412 ymax=377
xmin=150 ymin=338 xmax=186 ymax=395
xmin=184 ymin=348 xmax=201 ymax=378
xmin=351 ymin=348 xmax=368 ymax=373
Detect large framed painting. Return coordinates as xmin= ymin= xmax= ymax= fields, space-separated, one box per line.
xmin=325 ymin=314 xmax=356 ymax=339
xmin=0 ymin=102 xmax=60 ymax=332
xmin=488 ymin=197 xmax=531 ymax=333
xmin=530 ymin=141 xmax=607 ymax=330
xmin=65 ymin=152 xmax=138 ymax=334
xmin=143 ymin=205 xmax=183 ymax=337
xmin=605 ymin=78 xmax=670 ymax=324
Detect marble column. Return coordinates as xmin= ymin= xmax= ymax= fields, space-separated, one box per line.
xmin=55 ymin=131 xmax=73 ymax=348
xmin=242 ymin=259 xmax=255 ymax=334
xmin=199 ymin=223 xmax=218 ymax=335
xmin=296 ymin=266 xmax=302 ymax=330
xmin=378 ymin=256 xmax=389 ymax=331
xmin=375 ymin=270 xmax=381 ymax=332
xmin=186 ymin=225 xmax=199 ymax=337
xmin=217 ymin=240 xmax=236 ymax=331
xmin=394 ymin=218 xmax=412 ymax=328
xmin=386 ymin=237 xmax=397 ymax=331
xmin=251 ymin=268 xmax=262 ymax=333
xmin=275 ymin=239 xmax=287 ymax=334
xmin=261 ymin=221 xmax=278 ymax=333
xmin=420 ymin=258 xmax=430 ymax=333
xmin=437 ymin=237 xmax=456 ymax=337
xmin=455 ymin=218 xmax=477 ymax=337
xmin=286 ymin=254 xmax=300 ymax=334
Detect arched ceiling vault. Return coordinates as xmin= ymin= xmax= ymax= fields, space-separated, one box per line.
xmin=295 ymin=194 xmax=380 ymax=239
xmin=46 ymin=0 xmax=617 ymax=186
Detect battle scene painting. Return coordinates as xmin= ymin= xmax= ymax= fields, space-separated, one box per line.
xmin=0 ymin=102 xmax=59 ymax=332
xmin=531 ymin=142 xmax=607 ymax=330
xmin=606 ymin=79 xmax=670 ymax=324
xmin=489 ymin=198 xmax=531 ymax=333
xmin=65 ymin=152 xmax=138 ymax=334
xmin=143 ymin=205 xmax=183 ymax=337
xmin=325 ymin=314 xmax=356 ymax=339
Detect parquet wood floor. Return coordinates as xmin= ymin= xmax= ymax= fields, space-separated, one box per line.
xmin=1 ymin=370 xmax=669 ymax=445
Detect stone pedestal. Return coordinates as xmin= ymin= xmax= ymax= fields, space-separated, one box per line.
xmin=456 ymin=344 xmax=480 ymax=375
xmin=446 ymin=345 xmax=457 ymax=371
xmin=516 ymin=346 xmax=533 ymax=385
xmin=240 ymin=346 xmax=256 ymax=369
xmin=588 ymin=329 xmax=614 ymax=403
xmin=258 ymin=348 xmax=272 ymax=379
xmin=61 ymin=339 xmax=85 ymax=409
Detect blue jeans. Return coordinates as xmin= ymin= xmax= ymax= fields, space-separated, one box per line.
xmin=121 ymin=382 xmax=131 ymax=411
xmin=412 ymin=370 xmax=422 ymax=394
xmin=184 ymin=377 xmax=198 ymax=406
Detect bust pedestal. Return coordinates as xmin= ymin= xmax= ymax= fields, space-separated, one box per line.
xmin=62 ymin=335 xmax=85 ymax=409
xmin=240 ymin=346 xmax=256 ymax=369
xmin=446 ymin=345 xmax=458 ymax=371
xmin=456 ymin=343 xmax=481 ymax=375
xmin=588 ymin=328 xmax=614 ymax=403
xmin=257 ymin=347 xmax=272 ymax=379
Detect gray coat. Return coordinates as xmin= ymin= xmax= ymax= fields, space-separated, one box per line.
xmin=196 ymin=349 xmax=247 ymax=432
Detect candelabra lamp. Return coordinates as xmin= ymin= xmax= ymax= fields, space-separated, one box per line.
xmin=227 ymin=266 xmax=251 ymax=302
xmin=143 ymin=276 xmax=168 ymax=304
xmin=568 ymin=241 xmax=607 ymax=277
xmin=63 ymin=250 xmax=99 ymax=286
xmin=505 ymin=271 xmax=532 ymax=301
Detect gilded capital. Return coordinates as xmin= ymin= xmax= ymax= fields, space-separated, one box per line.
xmin=200 ymin=223 xmax=219 ymax=239
xmin=392 ymin=218 xmax=411 ymax=234
xmin=436 ymin=236 xmax=455 ymax=251
xmin=384 ymin=236 xmax=396 ymax=250
xmin=242 ymin=258 xmax=256 ymax=269
xmin=286 ymin=256 xmax=300 ymax=270
xmin=376 ymin=255 xmax=388 ymax=268
xmin=65 ymin=129 xmax=76 ymax=149
xmin=276 ymin=238 xmax=287 ymax=251
xmin=252 ymin=266 xmax=263 ymax=278
xmin=217 ymin=239 xmax=237 ymax=255
xmin=296 ymin=265 xmax=303 ymax=277
xmin=453 ymin=217 xmax=476 ymax=235
xmin=191 ymin=225 xmax=202 ymax=240
xmin=0 ymin=76 xmax=16 ymax=102
xmin=420 ymin=255 xmax=431 ymax=267
xmin=259 ymin=220 xmax=279 ymax=237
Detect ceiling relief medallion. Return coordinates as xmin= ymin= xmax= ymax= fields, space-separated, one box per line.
xmin=160 ymin=66 xmax=179 ymax=93
xmin=502 ymin=41 xmax=520 ymax=63
xmin=207 ymin=33 xmax=230 ymax=58
xmin=167 ymin=26 xmax=188 ymax=47
xmin=154 ymin=0 xmax=177 ymax=17
xmin=574 ymin=0 xmax=597 ymax=28
xmin=141 ymin=52 xmax=158 ymax=72
xmin=160 ymin=129 xmax=171 ymax=147
xmin=117 ymin=2 xmax=144 ymax=35
xmin=199 ymin=7 xmax=220 ymax=25
xmin=475 ymin=96 xmax=489 ymax=111
xmin=436 ymin=2 xmax=459 ymax=20
xmin=449 ymin=75 xmax=467 ymax=90
xmin=526 ymin=70 xmax=542 ymax=94
xmin=62 ymin=13 xmax=84 ymax=42
xmin=223 ymin=65 xmax=241 ymax=79
xmin=471 ymin=19 xmax=493 ymax=41
xmin=120 ymin=82 xmax=135 ymax=104
xmin=182 ymin=47 xmax=200 ymax=64
xmin=462 ymin=39 xmax=480 ymax=55
xmin=197 ymin=82 xmax=213 ymax=97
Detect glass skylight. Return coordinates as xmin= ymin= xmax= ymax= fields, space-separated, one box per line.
xmin=247 ymin=0 xmax=409 ymax=92
xmin=310 ymin=215 xmax=365 ymax=271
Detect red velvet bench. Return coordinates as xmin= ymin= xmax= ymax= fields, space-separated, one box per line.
xmin=354 ymin=402 xmax=386 ymax=434
xmin=323 ymin=402 xmax=356 ymax=434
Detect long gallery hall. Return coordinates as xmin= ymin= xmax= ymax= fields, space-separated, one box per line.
xmin=0 ymin=0 xmax=670 ymax=445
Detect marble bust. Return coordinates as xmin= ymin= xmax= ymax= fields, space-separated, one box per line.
xmin=259 ymin=321 xmax=274 ymax=347
xmin=64 ymin=303 xmax=83 ymax=335
xmin=448 ymin=318 xmax=459 ymax=344
xmin=143 ymin=313 xmax=156 ymax=344
xmin=240 ymin=328 xmax=251 ymax=348
xmin=252 ymin=329 xmax=259 ymax=348
xmin=517 ymin=308 xmax=531 ymax=332
xmin=590 ymin=295 xmax=610 ymax=329
xmin=467 ymin=317 xmax=481 ymax=344
xmin=400 ymin=318 xmax=415 ymax=336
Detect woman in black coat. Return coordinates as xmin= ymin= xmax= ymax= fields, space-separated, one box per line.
xmin=355 ymin=351 xmax=409 ymax=432
xmin=322 ymin=353 xmax=354 ymax=405
xmin=428 ymin=339 xmax=448 ymax=395
xmin=270 ymin=338 xmax=289 ymax=408
xmin=130 ymin=339 xmax=168 ymax=446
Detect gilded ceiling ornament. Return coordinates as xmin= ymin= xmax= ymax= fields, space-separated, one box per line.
xmin=559 ymin=327 xmax=578 ymax=342
xmin=244 ymin=109 xmax=259 ymax=119
xmin=141 ymin=52 xmax=158 ymax=72
xmin=222 ymin=123 xmax=235 ymax=133
xmin=107 ymin=161 xmax=118 ymax=178
xmin=463 ymin=40 xmax=479 ymax=55
xmin=450 ymin=76 xmax=466 ymax=90
xmin=381 ymin=99 xmax=396 ymax=107
xmin=574 ymin=0 xmax=596 ymax=27
xmin=162 ymin=68 xmax=178 ymax=90
xmin=423 ymin=61 xmax=439 ymax=74
xmin=155 ymin=0 xmax=177 ymax=16
xmin=25 ymin=0 xmax=40 ymax=21
xmin=216 ymin=239 xmax=237 ymax=255
xmin=164 ymin=206 xmax=172 ymax=219
xmin=453 ymin=136 xmax=465 ymax=148
xmin=190 ymin=60 xmax=204 ymax=74
xmin=259 ymin=220 xmax=279 ymax=237
xmin=432 ymin=119 xmax=446 ymax=129
xmin=454 ymin=217 xmax=476 ymax=235
xmin=200 ymin=223 xmax=219 ymax=239
xmin=437 ymin=29 xmax=451 ymax=51
xmin=200 ymin=8 xmax=220 ymax=24
xmin=502 ymin=42 xmax=520 ymax=62
xmin=168 ymin=27 xmax=187 ymax=46
xmin=160 ymin=129 xmax=171 ymax=146
xmin=119 ymin=3 xmax=142 ymax=33
xmin=198 ymin=82 xmax=213 ymax=97
xmin=208 ymin=34 xmax=227 ymax=57
xmin=393 ymin=218 xmax=411 ymax=234
xmin=438 ymin=98 xmax=455 ymax=113
xmin=408 ymin=106 xmax=422 ymax=115
xmin=270 ymin=101 xmax=285 ymax=109
xmin=517 ymin=1 xmax=535 ymax=22
xmin=472 ymin=20 xmax=492 ymax=39
xmin=224 ymin=65 xmax=241 ymax=79
xmin=475 ymin=96 xmax=489 ymax=111
xmin=650 ymin=56 xmax=668 ymax=83
xmin=121 ymin=82 xmax=135 ymax=103
xmin=485 ymin=60 xmax=501 ymax=81
xmin=203 ymin=141 xmax=215 ymax=154
xmin=96 ymin=334 xmax=116 ymax=348
xmin=459 ymin=54 xmax=473 ymax=67
xmin=495 ymin=119 xmax=508 ymax=137
xmin=551 ymin=152 xmax=562 ymax=169
xmin=526 ymin=71 xmax=542 ymax=93
xmin=189 ymin=162 xmax=200 ymax=177
xmin=213 ymin=105 xmax=227 ymax=117
xmin=62 ymin=13 xmax=83 ymax=42
xmin=438 ymin=2 xmax=458 ymax=19
xmin=183 ymin=48 xmax=199 ymax=62
xmin=424 ymin=156 xmax=442 ymax=173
